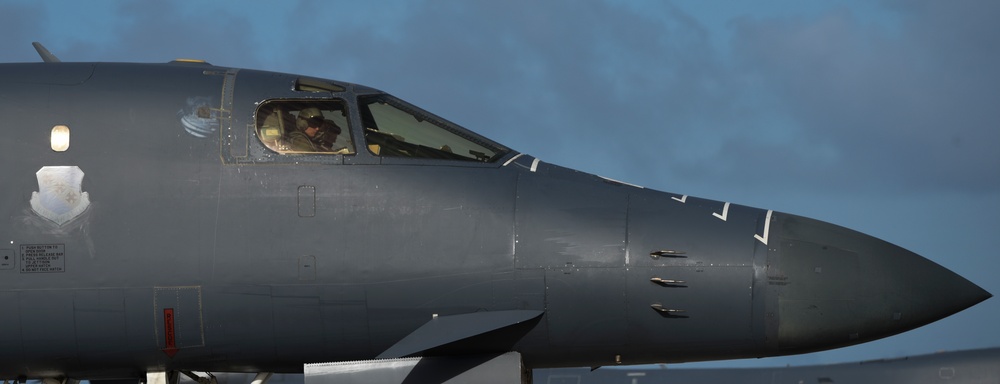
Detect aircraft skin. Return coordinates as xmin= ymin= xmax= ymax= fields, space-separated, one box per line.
xmin=0 ymin=54 xmax=990 ymax=381
xmin=535 ymin=347 xmax=1000 ymax=384
xmin=178 ymin=347 xmax=1000 ymax=384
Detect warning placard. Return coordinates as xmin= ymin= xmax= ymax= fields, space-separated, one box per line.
xmin=20 ymin=244 xmax=66 ymax=273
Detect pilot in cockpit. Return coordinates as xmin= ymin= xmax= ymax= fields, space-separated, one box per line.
xmin=286 ymin=107 xmax=349 ymax=153
xmin=286 ymin=115 xmax=325 ymax=152
xmin=285 ymin=107 xmax=321 ymax=150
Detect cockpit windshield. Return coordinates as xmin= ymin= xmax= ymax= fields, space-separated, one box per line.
xmin=359 ymin=95 xmax=508 ymax=162
xmin=253 ymin=92 xmax=510 ymax=163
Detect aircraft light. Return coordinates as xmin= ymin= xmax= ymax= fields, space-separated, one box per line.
xmin=50 ymin=125 xmax=69 ymax=152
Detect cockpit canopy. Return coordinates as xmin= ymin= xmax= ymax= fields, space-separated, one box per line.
xmin=255 ymin=90 xmax=509 ymax=163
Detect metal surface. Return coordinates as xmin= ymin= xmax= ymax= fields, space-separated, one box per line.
xmin=0 ymin=50 xmax=991 ymax=382
xmin=535 ymin=347 xmax=1000 ymax=384
xmin=305 ymin=352 xmax=527 ymax=384
xmin=176 ymin=347 xmax=1000 ymax=384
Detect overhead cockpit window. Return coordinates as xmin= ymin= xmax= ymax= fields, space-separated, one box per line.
xmin=294 ymin=77 xmax=346 ymax=93
xmin=256 ymin=100 xmax=355 ymax=155
xmin=359 ymin=95 xmax=508 ymax=162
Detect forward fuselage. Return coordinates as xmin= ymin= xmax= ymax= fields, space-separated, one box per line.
xmin=0 ymin=62 xmax=988 ymax=379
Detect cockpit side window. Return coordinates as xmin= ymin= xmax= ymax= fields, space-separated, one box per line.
xmin=255 ymin=99 xmax=355 ymax=155
xmin=359 ymin=95 xmax=508 ymax=162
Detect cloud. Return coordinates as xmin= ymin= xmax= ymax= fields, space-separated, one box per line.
xmin=0 ymin=2 xmax=47 ymax=62
xmin=31 ymin=1 xmax=259 ymax=67
xmin=729 ymin=2 xmax=1000 ymax=194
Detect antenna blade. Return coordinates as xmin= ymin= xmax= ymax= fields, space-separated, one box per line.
xmin=32 ymin=42 xmax=62 ymax=63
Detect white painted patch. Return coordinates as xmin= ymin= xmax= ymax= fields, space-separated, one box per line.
xmin=30 ymin=166 xmax=90 ymax=226
xmin=179 ymin=96 xmax=219 ymax=138
xmin=713 ymin=202 xmax=730 ymax=221
xmin=502 ymin=153 xmax=523 ymax=166
xmin=671 ymin=195 xmax=687 ymax=203
xmin=530 ymin=158 xmax=540 ymax=172
xmin=755 ymin=210 xmax=773 ymax=245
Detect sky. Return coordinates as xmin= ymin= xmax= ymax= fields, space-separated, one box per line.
xmin=2 ymin=0 xmax=998 ymax=370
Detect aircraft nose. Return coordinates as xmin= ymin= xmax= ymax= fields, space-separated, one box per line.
xmin=768 ymin=213 xmax=991 ymax=353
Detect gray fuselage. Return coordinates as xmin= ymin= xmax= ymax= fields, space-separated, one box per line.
xmin=0 ymin=62 xmax=989 ymax=379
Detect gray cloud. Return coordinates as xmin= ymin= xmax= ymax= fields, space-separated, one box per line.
xmin=41 ymin=1 xmax=260 ymax=67
xmin=729 ymin=2 xmax=1000 ymax=194
xmin=0 ymin=2 xmax=47 ymax=62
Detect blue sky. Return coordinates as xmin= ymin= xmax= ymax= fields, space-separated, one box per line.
xmin=2 ymin=0 xmax=997 ymax=369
